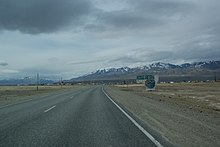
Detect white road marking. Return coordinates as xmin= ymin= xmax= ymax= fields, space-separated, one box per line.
xmin=102 ymin=87 xmax=164 ymax=147
xmin=44 ymin=105 xmax=56 ymax=113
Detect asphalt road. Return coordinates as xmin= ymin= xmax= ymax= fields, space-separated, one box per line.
xmin=0 ymin=86 xmax=160 ymax=147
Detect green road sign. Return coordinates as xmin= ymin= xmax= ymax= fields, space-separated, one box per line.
xmin=137 ymin=75 xmax=145 ymax=80
xmin=137 ymin=75 xmax=154 ymax=80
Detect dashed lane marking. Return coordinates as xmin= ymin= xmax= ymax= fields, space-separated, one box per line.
xmin=44 ymin=105 xmax=56 ymax=113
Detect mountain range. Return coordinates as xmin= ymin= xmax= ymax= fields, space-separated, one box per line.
xmin=71 ymin=60 xmax=220 ymax=83
xmin=1 ymin=60 xmax=219 ymax=85
xmin=0 ymin=77 xmax=54 ymax=86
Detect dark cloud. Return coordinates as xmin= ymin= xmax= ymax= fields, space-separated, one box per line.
xmin=0 ymin=0 xmax=198 ymax=34
xmin=0 ymin=61 xmax=8 ymax=66
xmin=97 ymin=10 xmax=161 ymax=29
xmin=128 ymin=0 xmax=193 ymax=15
xmin=0 ymin=0 xmax=93 ymax=34
xmin=89 ymin=0 xmax=193 ymax=31
xmin=84 ymin=24 xmax=106 ymax=32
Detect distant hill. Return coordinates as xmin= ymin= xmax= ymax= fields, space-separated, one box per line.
xmin=1 ymin=60 xmax=219 ymax=85
xmin=70 ymin=60 xmax=220 ymax=83
xmin=0 ymin=77 xmax=54 ymax=86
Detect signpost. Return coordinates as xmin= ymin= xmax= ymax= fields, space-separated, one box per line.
xmin=136 ymin=75 xmax=146 ymax=84
xmin=145 ymin=75 xmax=156 ymax=90
xmin=37 ymin=73 xmax=39 ymax=91
xmin=136 ymin=75 xmax=158 ymax=90
xmin=137 ymin=75 xmax=145 ymax=80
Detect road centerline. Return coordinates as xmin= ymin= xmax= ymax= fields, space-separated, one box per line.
xmin=44 ymin=105 xmax=56 ymax=113
xmin=102 ymin=87 xmax=164 ymax=147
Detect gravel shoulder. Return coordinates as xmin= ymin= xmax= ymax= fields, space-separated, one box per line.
xmin=105 ymin=85 xmax=220 ymax=147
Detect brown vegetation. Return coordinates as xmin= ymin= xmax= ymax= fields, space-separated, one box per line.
xmin=116 ymin=82 xmax=220 ymax=112
xmin=0 ymin=85 xmax=75 ymax=106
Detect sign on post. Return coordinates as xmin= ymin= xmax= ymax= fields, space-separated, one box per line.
xmin=145 ymin=75 xmax=156 ymax=90
xmin=136 ymin=75 xmax=146 ymax=84
xmin=136 ymin=75 xmax=158 ymax=90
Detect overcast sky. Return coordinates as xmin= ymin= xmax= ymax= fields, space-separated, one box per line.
xmin=0 ymin=0 xmax=220 ymax=80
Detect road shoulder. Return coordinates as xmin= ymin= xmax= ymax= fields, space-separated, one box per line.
xmin=104 ymin=86 xmax=220 ymax=147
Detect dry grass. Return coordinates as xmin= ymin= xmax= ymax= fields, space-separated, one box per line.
xmin=0 ymin=85 xmax=76 ymax=106
xmin=115 ymin=82 xmax=220 ymax=112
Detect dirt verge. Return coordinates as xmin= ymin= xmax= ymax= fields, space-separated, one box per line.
xmin=105 ymin=83 xmax=220 ymax=147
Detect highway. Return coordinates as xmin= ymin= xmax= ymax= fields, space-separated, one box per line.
xmin=0 ymin=86 xmax=162 ymax=147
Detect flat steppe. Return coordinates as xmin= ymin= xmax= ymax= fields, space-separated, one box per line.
xmin=0 ymin=85 xmax=76 ymax=106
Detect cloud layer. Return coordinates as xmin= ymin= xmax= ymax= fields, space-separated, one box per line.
xmin=0 ymin=61 xmax=8 ymax=66
xmin=0 ymin=0 xmax=92 ymax=34
xmin=0 ymin=0 xmax=220 ymax=79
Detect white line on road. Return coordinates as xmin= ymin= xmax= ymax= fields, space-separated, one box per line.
xmin=44 ymin=105 xmax=56 ymax=113
xmin=102 ymin=87 xmax=164 ymax=147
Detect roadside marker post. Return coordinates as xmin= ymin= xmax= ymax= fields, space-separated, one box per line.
xmin=37 ymin=73 xmax=39 ymax=91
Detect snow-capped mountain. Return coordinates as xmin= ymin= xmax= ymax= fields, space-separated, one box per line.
xmin=95 ymin=67 xmax=131 ymax=75
xmin=71 ymin=60 xmax=220 ymax=82
xmin=0 ymin=77 xmax=54 ymax=86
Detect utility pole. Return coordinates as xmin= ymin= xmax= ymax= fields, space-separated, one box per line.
xmin=60 ymin=76 xmax=62 ymax=88
xmin=214 ymin=72 xmax=217 ymax=82
xmin=37 ymin=73 xmax=39 ymax=91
